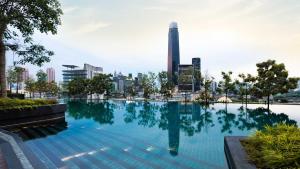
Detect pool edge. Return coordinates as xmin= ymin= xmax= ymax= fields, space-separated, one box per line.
xmin=224 ymin=136 xmax=256 ymax=169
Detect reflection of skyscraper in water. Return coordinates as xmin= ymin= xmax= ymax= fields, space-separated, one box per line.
xmin=167 ymin=102 xmax=180 ymax=156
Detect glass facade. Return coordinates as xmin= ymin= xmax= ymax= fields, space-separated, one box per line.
xmin=168 ymin=22 xmax=180 ymax=84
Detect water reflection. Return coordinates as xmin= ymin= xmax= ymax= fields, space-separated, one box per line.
xmin=14 ymin=120 xmax=68 ymax=141
xmin=68 ymin=100 xmax=115 ymax=125
xmin=236 ymin=106 xmax=297 ymax=131
xmin=66 ymin=101 xmax=297 ymax=156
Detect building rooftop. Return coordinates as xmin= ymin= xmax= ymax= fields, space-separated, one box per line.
xmin=169 ymin=22 xmax=178 ymax=29
xmin=62 ymin=65 xmax=79 ymax=69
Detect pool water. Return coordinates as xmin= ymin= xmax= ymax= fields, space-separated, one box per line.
xmin=13 ymin=101 xmax=300 ymax=169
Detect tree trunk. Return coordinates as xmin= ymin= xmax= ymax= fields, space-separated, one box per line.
xmin=16 ymin=82 xmax=19 ymax=94
xmin=225 ymin=90 xmax=228 ymax=103
xmin=0 ymin=27 xmax=6 ymax=97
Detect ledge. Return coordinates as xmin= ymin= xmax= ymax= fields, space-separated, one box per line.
xmin=0 ymin=104 xmax=67 ymax=129
xmin=224 ymin=136 xmax=256 ymax=169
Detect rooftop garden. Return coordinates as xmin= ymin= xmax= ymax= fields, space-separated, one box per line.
xmin=241 ymin=124 xmax=300 ymax=169
xmin=0 ymin=98 xmax=58 ymax=111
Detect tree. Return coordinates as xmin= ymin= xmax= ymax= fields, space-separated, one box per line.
xmin=90 ymin=74 xmax=113 ymax=98
xmin=125 ymin=82 xmax=137 ymax=99
xmin=68 ymin=78 xmax=88 ymax=98
xmin=6 ymin=66 xmax=17 ymax=93
xmin=35 ymin=70 xmax=47 ymax=98
xmin=235 ymin=73 xmax=256 ymax=106
xmin=46 ymin=81 xmax=59 ymax=97
xmin=253 ymin=60 xmax=299 ymax=110
xmin=24 ymin=77 xmax=35 ymax=98
xmin=200 ymin=72 xmax=213 ymax=104
xmin=141 ymin=72 xmax=157 ymax=99
xmin=0 ymin=0 xmax=63 ymax=97
xmin=218 ymin=71 xmax=235 ymax=102
xmin=14 ymin=66 xmax=24 ymax=94
xmin=158 ymin=71 xmax=175 ymax=101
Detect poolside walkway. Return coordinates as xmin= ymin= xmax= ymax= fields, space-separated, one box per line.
xmin=0 ymin=129 xmax=46 ymax=169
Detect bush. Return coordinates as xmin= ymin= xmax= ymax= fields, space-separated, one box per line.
xmin=242 ymin=124 xmax=300 ymax=169
xmin=0 ymin=98 xmax=58 ymax=110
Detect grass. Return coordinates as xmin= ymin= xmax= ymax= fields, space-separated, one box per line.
xmin=241 ymin=124 xmax=300 ymax=169
xmin=0 ymin=98 xmax=58 ymax=110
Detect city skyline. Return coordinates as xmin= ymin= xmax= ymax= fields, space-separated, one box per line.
xmin=6 ymin=0 xmax=300 ymax=81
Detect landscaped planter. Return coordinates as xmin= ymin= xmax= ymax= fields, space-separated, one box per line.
xmin=224 ymin=136 xmax=256 ymax=169
xmin=0 ymin=104 xmax=67 ymax=129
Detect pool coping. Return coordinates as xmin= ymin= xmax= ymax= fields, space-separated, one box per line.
xmin=224 ymin=136 xmax=256 ymax=169
xmin=0 ymin=129 xmax=47 ymax=169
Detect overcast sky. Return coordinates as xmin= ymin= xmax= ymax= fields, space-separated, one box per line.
xmin=7 ymin=0 xmax=300 ymax=81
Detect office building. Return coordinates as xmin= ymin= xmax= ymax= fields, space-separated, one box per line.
xmin=192 ymin=58 xmax=201 ymax=73
xmin=168 ymin=22 xmax=180 ymax=84
xmin=192 ymin=58 xmax=201 ymax=91
xmin=178 ymin=64 xmax=194 ymax=92
xmin=46 ymin=68 xmax=55 ymax=83
xmin=62 ymin=63 xmax=103 ymax=84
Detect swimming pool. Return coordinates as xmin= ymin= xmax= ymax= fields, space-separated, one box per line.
xmin=13 ymin=100 xmax=300 ymax=169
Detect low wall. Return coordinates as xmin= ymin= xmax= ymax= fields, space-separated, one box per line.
xmin=224 ymin=136 xmax=256 ymax=169
xmin=0 ymin=104 xmax=67 ymax=129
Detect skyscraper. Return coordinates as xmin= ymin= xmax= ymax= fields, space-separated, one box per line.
xmin=192 ymin=58 xmax=201 ymax=91
xmin=46 ymin=68 xmax=55 ymax=83
xmin=192 ymin=58 xmax=201 ymax=73
xmin=168 ymin=22 xmax=180 ymax=84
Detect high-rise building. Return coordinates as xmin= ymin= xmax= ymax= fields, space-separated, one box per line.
xmin=168 ymin=22 xmax=180 ymax=84
xmin=192 ymin=58 xmax=201 ymax=91
xmin=192 ymin=58 xmax=201 ymax=72
xmin=46 ymin=68 xmax=55 ymax=83
xmin=22 ymin=68 xmax=29 ymax=82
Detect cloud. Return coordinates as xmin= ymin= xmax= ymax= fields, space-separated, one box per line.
xmin=74 ymin=22 xmax=111 ymax=34
xmin=63 ymin=6 xmax=79 ymax=14
xmin=144 ymin=6 xmax=169 ymax=11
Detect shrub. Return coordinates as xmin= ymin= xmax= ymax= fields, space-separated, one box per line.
xmin=242 ymin=124 xmax=300 ymax=169
xmin=0 ymin=98 xmax=58 ymax=110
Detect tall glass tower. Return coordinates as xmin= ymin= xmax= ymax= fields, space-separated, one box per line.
xmin=168 ymin=22 xmax=180 ymax=84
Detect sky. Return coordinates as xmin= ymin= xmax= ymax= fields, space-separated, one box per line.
xmin=6 ymin=0 xmax=300 ymax=82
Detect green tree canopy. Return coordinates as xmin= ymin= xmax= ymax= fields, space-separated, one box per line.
xmin=253 ymin=60 xmax=299 ymax=110
xmin=68 ymin=77 xmax=88 ymax=98
xmin=24 ymin=77 xmax=35 ymax=98
xmin=35 ymin=70 xmax=47 ymax=98
xmin=158 ymin=71 xmax=175 ymax=101
xmin=90 ymin=73 xmax=113 ymax=96
xmin=0 ymin=0 xmax=63 ymax=97
xmin=218 ymin=71 xmax=235 ymax=101
xmin=141 ymin=72 xmax=157 ymax=99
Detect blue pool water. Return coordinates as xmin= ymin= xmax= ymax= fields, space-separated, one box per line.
xmin=14 ymin=101 xmax=300 ymax=169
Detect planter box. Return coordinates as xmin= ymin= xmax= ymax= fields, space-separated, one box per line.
xmin=224 ymin=136 xmax=256 ymax=169
xmin=0 ymin=104 xmax=67 ymax=129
